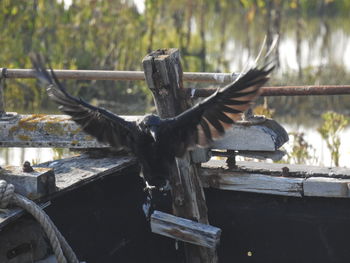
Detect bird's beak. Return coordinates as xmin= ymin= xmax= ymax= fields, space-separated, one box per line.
xmin=150 ymin=126 xmax=158 ymax=142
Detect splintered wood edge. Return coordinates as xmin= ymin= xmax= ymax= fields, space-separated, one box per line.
xmin=151 ymin=210 xmax=221 ymax=248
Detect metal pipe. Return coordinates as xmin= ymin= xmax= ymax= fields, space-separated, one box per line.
xmin=0 ymin=68 xmax=238 ymax=83
xmin=188 ymin=85 xmax=350 ymax=97
xmin=1 ymin=68 xmax=350 ymax=96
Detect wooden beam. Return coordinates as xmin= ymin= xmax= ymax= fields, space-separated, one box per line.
xmin=212 ymin=118 xmax=288 ymax=151
xmin=304 ymin=177 xmax=350 ymax=198
xmin=200 ymin=167 xmax=303 ymax=197
xmin=151 ymin=211 xmax=221 ymax=249
xmin=0 ymin=114 xmax=135 ymax=148
xmin=0 ymin=114 xmax=288 ymax=153
xmin=223 ymin=160 xmax=350 ymax=179
xmin=201 ymin=160 xmax=350 ymax=198
xmin=143 ymin=49 xmax=218 ymax=262
xmin=0 ymin=166 xmax=55 ymax=200
xmin=35 ymin=154 xmax=137 ymax=195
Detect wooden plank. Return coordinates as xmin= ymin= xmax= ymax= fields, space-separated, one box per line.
xmin=0 ymin=114 xmax=137 ymax=148
xmin=200 ymin=167 xmax=303 ymax=197
xmin=35 ymin=154 xmax=137 ymax=194
xmin=151 ymin=211 xmax=221 ymax=249
xmin=304 ymin=177 xmax=350 ymax=198
xmin=143 ymin=49 xmax=217 ymax=262
xmin=0 ymin=154 xmax=137 ymax=229
xmin=0 ymin=166 xmax=55 ymax=200
xmin=212 ymin=118 xmax=288 ymax=151
xmin=0 ymin=114 xmax=287 ymax=152
xmin=0 ymin=114 xmax=105 ymax=148
xmin=204 ymin=160 xmax=350 ymax=179
xmin=201 ymin=160 xmax=350 ymax=198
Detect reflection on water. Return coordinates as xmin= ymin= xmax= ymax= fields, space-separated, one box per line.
xmin=1 ymin=12 xmax=350 ymax=168
xmin=0 ymin=148 xmax=71 ymax=167
xmin=281 ymin=124 xmax=350 ymax=167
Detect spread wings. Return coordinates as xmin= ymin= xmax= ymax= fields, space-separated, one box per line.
xmin=161 ymin=63 xmax=274 ymax=157
xmin=31 ymin=56 xmax=138 ymax=151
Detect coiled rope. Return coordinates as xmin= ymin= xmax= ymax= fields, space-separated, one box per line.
xmin=0 ymin=180 xmax=79 ymax=263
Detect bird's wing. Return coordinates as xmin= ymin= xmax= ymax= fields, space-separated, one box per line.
xmin=31 ymin=56 xmax=138 ymax=151
xmin=161 ymin=63 xmax=274 ymax=157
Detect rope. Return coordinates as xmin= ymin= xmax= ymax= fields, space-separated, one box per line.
xmin=0 ymin=180 xmax=79 ymax=263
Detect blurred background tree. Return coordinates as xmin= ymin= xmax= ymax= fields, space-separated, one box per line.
xmin=1 ymin=0 xmax=350 ymax=117
xmin=1 ymin=0 xmax=350 ymax=166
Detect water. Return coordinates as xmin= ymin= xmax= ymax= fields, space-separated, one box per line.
xmin=281 ymin=124 xmax=350 ymax=167
xmin=1 ymin=11 xmax=350 ymax=168
xmin=0 ymin=148 xmax=71 ymax=167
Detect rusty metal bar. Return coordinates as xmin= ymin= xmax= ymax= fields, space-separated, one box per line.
xmin=1 ymin=68 xmax=350 ymax=96
xmin=187 ymin=85 xmax=350 ymax=97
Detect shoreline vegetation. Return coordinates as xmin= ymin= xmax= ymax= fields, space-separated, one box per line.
xmin=1 ymin=0 xmax=350 ymax=166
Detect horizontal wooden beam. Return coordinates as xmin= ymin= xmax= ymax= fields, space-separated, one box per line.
xmin=0 ymin=114 xmax=288 ymax=152
xmin=200 ymin=166 xmax=304 ymax=197
xmin=35 ymin=154 xmax=137 ymax=194
xmin=150 ymin=210 xmax=221 ymax=249
xmin=0 ymin=166 xmax=55 ymax=200
xmin=201 ymin=160 xmax=350 ymax=198
xmin=212 ymin=118 xmax=288 ymax=151
xmin=303 ymin=177 xmax=350 ymax=198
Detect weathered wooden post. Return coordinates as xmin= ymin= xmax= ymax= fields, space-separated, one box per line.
xmin=143 ymin=49 xmax=218 ymax=262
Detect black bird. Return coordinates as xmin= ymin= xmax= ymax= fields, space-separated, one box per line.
xmin=32 ymin=57 xmax=273 ymax=189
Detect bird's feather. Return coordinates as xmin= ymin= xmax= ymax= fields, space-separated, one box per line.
xmin=161 ymin=63 xmax=274 ymax=157
xmin=31 ymin=55 xmax=138 ymax=151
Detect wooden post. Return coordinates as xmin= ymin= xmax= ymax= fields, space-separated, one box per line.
xmin=143 ymin=49 xmax=218 ymax=262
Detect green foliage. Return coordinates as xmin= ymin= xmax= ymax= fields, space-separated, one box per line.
xmin=1 ymin=0 xmax=350 ymax=117
xmin=317 ymin=111 xmax=349 ymax=166
xmin=285 ymin=132 xmax=317 ymax=165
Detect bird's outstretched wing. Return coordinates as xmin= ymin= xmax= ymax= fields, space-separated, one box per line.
xmin=31 ymin=55 xmax=138 ymax=151
xmin=161 ymin=63 xmax=274 ymax=157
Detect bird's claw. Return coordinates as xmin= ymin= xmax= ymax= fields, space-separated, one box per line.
xmin=143 ymin=181 xmax=156 ymax=192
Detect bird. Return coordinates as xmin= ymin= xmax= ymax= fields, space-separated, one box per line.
xmin=31 ymin=55 xmax=274 ymax=190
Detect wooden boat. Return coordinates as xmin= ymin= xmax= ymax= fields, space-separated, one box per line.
xmin=1 ymin=49 xmax=350 ymax=263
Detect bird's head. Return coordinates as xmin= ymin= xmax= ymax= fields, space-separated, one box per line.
xmin=140 ymin=114 xmax=161 ymax=142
